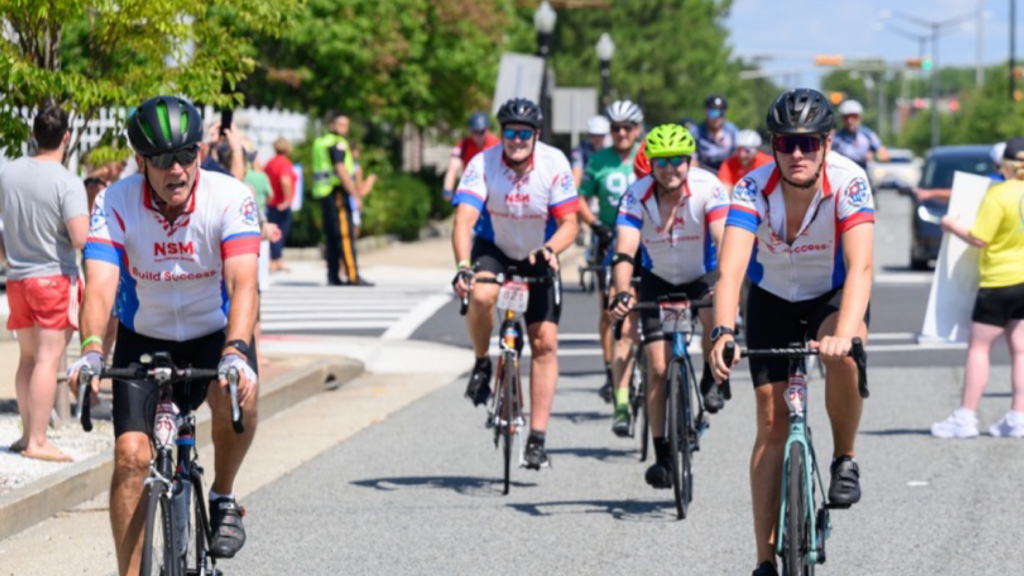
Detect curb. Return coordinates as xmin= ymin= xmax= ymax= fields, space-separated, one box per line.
xmin=0 ymin=356 xmax=363 ymax=542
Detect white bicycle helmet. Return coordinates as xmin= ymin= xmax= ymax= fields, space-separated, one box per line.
xmin=838 ymin=100 xmax=864 ymax=116
xmin=991 ymin=141 xmax=1007 ymax=166
xmin=736 ymin=129 xmax=762 ymax=149
xmin=606 ymin=100 xmax=644 ymax=124
xmin=587 ymin=115 xmax=610 ymax=136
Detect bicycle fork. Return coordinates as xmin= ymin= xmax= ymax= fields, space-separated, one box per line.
xmin=489 ymin=326 xmax=526 ymax=466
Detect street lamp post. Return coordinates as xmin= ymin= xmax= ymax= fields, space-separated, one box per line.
xmin=596 ymin=32 xmax=615 ymax=109
xmin=534 ymin=1 xmax=557 ymax=144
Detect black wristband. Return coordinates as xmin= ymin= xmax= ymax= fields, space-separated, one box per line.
xmin=610 ymin=252 xmax=635 ymax=267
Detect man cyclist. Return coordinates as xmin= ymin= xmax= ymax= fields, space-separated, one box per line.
xmin=695 ymin=94 xmax=739 ymax=172
xmin=608 ymin=124 xmax=730 ymax=488
xmin=442 ymin=112 xmax=500 ymax=202
xmin=832 ymin=99 xmax=889 ymax=172
xmin=69 ymin=96 xmax=260 ymax=576
xmin=709 ymin=89 xmax=873 ymax=576
xmin=718 ymin=129 xmax=772 ymax=189
xmin=571 ymin=115 xmax=610 ymax=187
xmin=577 ymin=100 xmax=642 ymax=415
xmin=451 ymin=98 xmax=580 ymax=470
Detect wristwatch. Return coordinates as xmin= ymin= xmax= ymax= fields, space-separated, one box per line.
xmin=223 ymin=339 xmax=252 ymax=357
xmin=710 ymin=326 xmax=735 ymax=343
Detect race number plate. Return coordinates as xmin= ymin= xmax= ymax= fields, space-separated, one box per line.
xmin=658 ymin=302 xmax=692 ymax=334
xmin=497 ymin=281 xmax=530 ymax=313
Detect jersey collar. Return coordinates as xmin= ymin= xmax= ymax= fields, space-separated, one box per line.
xmin=765 ymin=163 xmax=833 ymax=198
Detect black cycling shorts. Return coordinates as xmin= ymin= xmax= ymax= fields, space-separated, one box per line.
xmin=637 ymin=269 xmax=715 ymax=343
xmin=471 ymin=239 xmax=561 ymax=325
xmin=111 ymin=323 xmax=258 ymax=437
xmin=745 ymin=284 xmax=870 ymax=387
xmin=972 ymin=282 xmax=1024 ymax=327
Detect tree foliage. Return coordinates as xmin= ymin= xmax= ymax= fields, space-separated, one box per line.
xmin=0 ymin=0 xmax=300 ymax=163
xmin=242 ymin=0 xmax=526 ymax=130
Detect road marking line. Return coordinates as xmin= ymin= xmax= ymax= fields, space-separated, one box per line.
xmin=382 ymin=294 xmax=453 ymax=340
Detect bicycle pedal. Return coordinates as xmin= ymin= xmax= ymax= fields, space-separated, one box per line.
xmin=825 ymin=502 xmax=851 ymax=510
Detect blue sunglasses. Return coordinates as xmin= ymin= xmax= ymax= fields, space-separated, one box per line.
xmin=502 ymin=128 xmax=535 ymax=141
xmin=652 ymin=156 xmax=689 ymax=168
xmin=707 ymin=109 xmax=724 ymax=119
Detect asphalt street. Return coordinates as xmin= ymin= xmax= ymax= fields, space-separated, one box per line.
xmin=226 ymin=190 xmax=1024 ymax=575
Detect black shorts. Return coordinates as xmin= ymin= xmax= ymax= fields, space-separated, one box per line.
xmin=111 ymin=324 xmax=258 ymax=437
xmin=638 ymin=269 xmax=714 ymax=342
xmin=471 ymin=239 xmax=561 ymax=325
xmin=745 ymin=284 xmax=870 ymax=387
xmin=972 ymin=282 xmax=1024 ymax=327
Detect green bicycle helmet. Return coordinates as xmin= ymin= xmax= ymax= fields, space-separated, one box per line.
xmin=127 ymin=95 xmax=203 ymax=156
xmin=644 ymin=124 xmax=696 ymax=158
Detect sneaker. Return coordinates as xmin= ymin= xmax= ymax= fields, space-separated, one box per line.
xmin=644 ymin=460 xmax=671 ymax=489
xmin=612 ymin=405 xmax=631 ymax=437
xmin=209 ymin=497 xmax=246 ymax=559
xmin=523 ymin=438 xmax=550 ymax=470
xmin=465 ymin=358 xmax=492 ymax=407
xmin=931 ymin=408 xmax=979 ymax=439
xmin=827 ymin=456 xmax=861 ymax=508
xmin=752 ymin=561 xmax=779 ymax=576
xmin=598 ymin=379 xmax=613 ymax=404
xmin=989 ymin=411 xmax=1024 ymax=438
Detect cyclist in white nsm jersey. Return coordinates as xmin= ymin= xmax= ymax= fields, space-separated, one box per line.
xmin=451 ymin=98 xmax=580 ymax=470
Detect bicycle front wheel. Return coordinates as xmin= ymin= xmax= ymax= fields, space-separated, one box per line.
xmin=501 ymin=353 xmax=516 ymax=496
xmin=634 ymin=347 xmax=649 ymax=462
xmin=140 ymin=482 xmax=176 ymax=576
xmin=667 ymin=362 xmax=692 ymax=520
xmin=783 ymin=443 xmax=814 ymax=576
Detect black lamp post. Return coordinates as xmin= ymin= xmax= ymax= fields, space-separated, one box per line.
xmin=596 ymin=32 xmax=615 ymax=109
xmin=534 ymin=1 xmax=557 ymax=144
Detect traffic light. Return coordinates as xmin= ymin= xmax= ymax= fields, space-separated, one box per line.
xmin=814 ymin=55 xmax=844 ymax=66
xmin=828 ymin=92 xmax=845 ymax=105
xmin=921 ymin=58 xmax=934 ymax=71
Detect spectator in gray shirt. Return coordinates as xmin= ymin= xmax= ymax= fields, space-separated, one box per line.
xmin=0 ymin=104 xmax=89 ymax=462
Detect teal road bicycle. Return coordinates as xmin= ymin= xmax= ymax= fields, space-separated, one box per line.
xmin=724 ymin=338 xmax=867 ymax=575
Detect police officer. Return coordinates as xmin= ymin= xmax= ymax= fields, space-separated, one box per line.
xmin=312 ymin=113 xmax=371 ymax=286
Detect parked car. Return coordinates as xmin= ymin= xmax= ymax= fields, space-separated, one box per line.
xmin=898 ymin=145 xmax=997 ymax=270
xmin=868 ymin=147 xmax=921 ymax=190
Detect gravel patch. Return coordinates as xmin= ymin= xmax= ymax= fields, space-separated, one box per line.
xmin=0 ymin=411 xmax=114 ymax=496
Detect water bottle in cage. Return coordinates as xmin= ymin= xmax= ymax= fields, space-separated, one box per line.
xmin=154 ymin=399 xmax=179 ymax=449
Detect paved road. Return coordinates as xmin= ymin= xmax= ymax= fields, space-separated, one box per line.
xmin=224 ymin=189 xmax=1023 ymax=575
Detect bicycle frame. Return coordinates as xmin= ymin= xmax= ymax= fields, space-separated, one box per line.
xmin=490 ymin=306 xmax=527 ymax=468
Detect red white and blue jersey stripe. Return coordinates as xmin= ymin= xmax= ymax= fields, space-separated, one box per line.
xmin=615 ymin=167 xmax=730 ymax=285
xmin=726 ymin=152 xmax=875 ymax=302
xmin=453 ymin=142 xmax=580 ymax=261
xmin=84 ymin=170 xmax=261 ymax=341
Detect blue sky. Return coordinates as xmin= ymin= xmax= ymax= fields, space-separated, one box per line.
xmin=725 ymin=0 xmax=1014 ymax=89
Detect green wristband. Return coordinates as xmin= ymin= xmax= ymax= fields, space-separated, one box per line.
xmin=457 ymin=259 xmax=471 ymax=270
xmin=80 ymin=335 xmax=103 ymax=350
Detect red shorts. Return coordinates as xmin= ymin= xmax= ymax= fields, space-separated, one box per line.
xmin=5 ymin=274 xmax=82 ymax=331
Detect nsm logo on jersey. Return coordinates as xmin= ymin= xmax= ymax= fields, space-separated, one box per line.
xmin=505 ymin=191 xmax=531 ymax=206
xmin=154 ymin=241 xmax=195 ymax=258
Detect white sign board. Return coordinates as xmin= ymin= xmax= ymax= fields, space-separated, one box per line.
xmin=552 ymin=87 xmax=598 ymax=138
xmin=919 ymin=171 xmax=993 ymax=343
xmin=492 ymin=53 xmax=546 ymax=115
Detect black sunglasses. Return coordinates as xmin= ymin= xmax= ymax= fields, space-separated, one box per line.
xmin=610 ymin=123 xmax=635 ymax=133
xmin=145 ymin=145 xmax=200 ymax=169
xmin=772 ymin=135 xmax=824 ymax=154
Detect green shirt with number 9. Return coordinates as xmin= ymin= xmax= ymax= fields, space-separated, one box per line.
xmin=580 ymin=144 xmax=639 ymax=227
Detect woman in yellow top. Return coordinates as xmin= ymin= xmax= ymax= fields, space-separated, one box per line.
xmin=932 ymin=137 xmax=1024 ymax=439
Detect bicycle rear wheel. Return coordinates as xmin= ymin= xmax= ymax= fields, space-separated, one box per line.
xmin=783 ymin=443 xmax=814 ymax=576
xmin=501 ymin=353 xmax=516 ymax=495
xmin=667 ymin=362 xmax=692 ymax=520
xmin=140 ymin=481 xmax=176 ymax=576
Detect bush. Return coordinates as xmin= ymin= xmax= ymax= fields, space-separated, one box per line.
xmin=361 ymin=173 xmax=433 ymax=241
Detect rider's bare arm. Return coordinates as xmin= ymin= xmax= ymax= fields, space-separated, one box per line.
xmin=712 ymin=226 xmax=755 ymax=336
xmin=611 ymin=225 xmax=640 ymax=294
xmin=442 ymin=156 xmax=464 ymax=192
xmin=545 ymin=212 xmax=579 ymax=255
xmin=452 ymin=203 xmax=480 ymax=265
xmin=835 ymin=222 xmax=873 ymax=340
xmin=222 ymin=253 xmax=259 ymax=355
xmin=79 ymin=260 xmax=119 ymax=355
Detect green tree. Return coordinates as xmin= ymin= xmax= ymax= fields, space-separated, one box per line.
xmin=0 ymin=0 xmax=299 ymax=163
xmin=242 ymin=0 xmax=525 ymax=130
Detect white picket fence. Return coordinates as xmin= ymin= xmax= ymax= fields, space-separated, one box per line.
xmin=0 ymin=105 xmax=309 ymax=174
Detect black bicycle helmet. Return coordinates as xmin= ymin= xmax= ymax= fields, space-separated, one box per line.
xmin=127 ymin=95 xmax=203 ymax=156
xmin=704 ymin=94 xmax=728 ymax=110
xmin=496 ymin=98 xmax=543 ymax=129
xmin=766 ymin=89 xmax=835 ymax=135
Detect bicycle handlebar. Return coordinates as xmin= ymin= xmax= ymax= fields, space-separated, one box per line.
xmin=77 ymin=364 xmax=245 ymax=433
xmin=612 ymin=295 xmax=714 ymax=340
xmin=722 ymin=338 xmax=869 ymax=399
xmin=456 ymin=264 xmax=558 ymax=317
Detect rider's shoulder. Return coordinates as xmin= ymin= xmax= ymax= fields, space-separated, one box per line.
xmin=740 ymin=161 xmax=777 ymax=187
xmin=102 ymin=173 xmax=144 ymax=204
xmin=533 ymin=141 xmax=572 ymax=170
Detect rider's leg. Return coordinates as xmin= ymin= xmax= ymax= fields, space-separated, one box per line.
xmin=816 ymin=312 xmax=868 ymax=459
xmin=644 ymin=340 xmax=669 ymax=440
xmin=110 ymin=431 xmax=153 ymax=576
xmin=208 ymin=385 xmax=259 ymax=496
xmin=467 ymin=272 xmax=499 ymax=358
xmin=611 ymin=287 xmax=638 ymax=406
xmin=750 ymin=381 xmax=790 ymax=566
xmin=526 ymin=320 xmax=559 ymax=432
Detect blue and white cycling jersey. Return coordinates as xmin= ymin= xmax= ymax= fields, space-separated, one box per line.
xmin=616 ymin=167 xmax=730 ymax=285
xmin=726 ymin=152 xmax=875 ymax=302
xmin=832 ymin=126 xmax=882 ymax=170
xmin=696 ymin=120 xmax=739 ymax=171
xmin=453 ymin=142 xmax=579 ymax=261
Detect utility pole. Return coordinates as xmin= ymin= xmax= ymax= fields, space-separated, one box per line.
xmin=1012 ymin=0 xmax=1018 ymax=101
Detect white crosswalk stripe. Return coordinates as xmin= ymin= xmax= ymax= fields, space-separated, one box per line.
xmin=260 ymin=265 xmax=454 ymax=339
